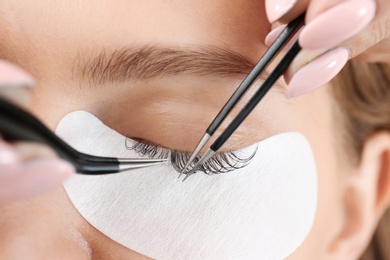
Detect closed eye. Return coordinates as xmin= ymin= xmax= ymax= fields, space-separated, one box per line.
xmin=125 ymin=138 xmax=257 ymax=175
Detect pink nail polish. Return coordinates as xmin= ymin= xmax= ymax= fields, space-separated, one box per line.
xmin=286 ymin=48 xmax=349 ymax=99
xmin=265 ymin=24 xmax=302 ymax=50
xmin=0 ymin=141 xmax=18 ymax=166
xmin=265 ymin=25 xmax=287 ymax=47
xmin=0 ymin=60 xmax=35 ymax=88
xmin=266 ymin=0 xmax=297 ymax=23
xmin=300 ymin=0 xmax=376 ymax=50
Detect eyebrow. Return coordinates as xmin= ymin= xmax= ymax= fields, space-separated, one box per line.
xmin=75 ymin=46 xmax=266 ymax=85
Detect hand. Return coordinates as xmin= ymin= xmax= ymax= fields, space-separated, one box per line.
xmin=0 ymin=60 xmax=74 ymax=205
xmin=264 ymin=0 xmax=390 ymax=98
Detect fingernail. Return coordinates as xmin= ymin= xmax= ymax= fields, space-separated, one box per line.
xmin=286 ymin=48 xmax=349 ymax=99
xmin=265 ymin=24 xmax=302 ymax=50
xmin=265 ymin=25 xmax=287 ymax=47
xmin=0 ymin=141 xmax=18 ymax=166
xmin=300 ymin=0 xmax=376 ymax=50
xmin=0 ymin=60 xmax=35 ymax=88
xmin=266 ymin=0 xmax=297 ymax=23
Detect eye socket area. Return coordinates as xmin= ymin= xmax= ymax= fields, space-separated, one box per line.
xmin=125 ymin=137 xmax=257 ymax=175
xmin=101 ymin=89 xmax=282 ymax=153
xmin=92 ymin=68 xmax=287 ymax=156
xmin=92 ymin=86 xmax=286 ymax=176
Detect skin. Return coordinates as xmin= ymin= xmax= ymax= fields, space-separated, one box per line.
xmin=0 ymin=0 xmax=389 ymax=259
xmin=0 ymin=65 xmax=74 ymax=204
xmin=276 ymin=0 xmax=390 ymax=80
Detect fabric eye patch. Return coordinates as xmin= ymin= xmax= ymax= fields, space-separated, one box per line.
xmin=56 ymin=110 xmax=318 ymax=260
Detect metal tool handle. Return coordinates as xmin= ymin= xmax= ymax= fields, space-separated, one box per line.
xmin=0 ymin=98 xmax=123 ymax=174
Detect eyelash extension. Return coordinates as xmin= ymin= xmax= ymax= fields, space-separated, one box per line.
xmin=125 ymin=138 xmax=257 ymax=175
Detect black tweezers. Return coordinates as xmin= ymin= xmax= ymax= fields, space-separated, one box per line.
xmin=0 ymin=97 xmax=168 ymax=175
xmin=180 ymin=14 xmax=305 ymax=181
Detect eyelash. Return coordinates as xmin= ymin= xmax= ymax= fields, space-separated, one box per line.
xmin=125 ymin=138 xmax=257 ymax=175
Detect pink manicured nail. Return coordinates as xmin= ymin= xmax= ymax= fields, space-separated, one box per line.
xmin=266 ymin=0 xmax=297 ymax=23
xmin=0 ymin=141 xmax=19 ymax=166
xmin=265 ymin=25 xmax=287 ymax=47
xmin=286 ymin=48 xmax=349 ymax=98
xmin=0 ymin=60 xmax=35 ymax=88
xmin=265 ymin=24 xmax=302 ymax=49
xmin=0 ymin=159 xmax=74 ymax=203
xmin=300 ymin=0 xmax=376 ymax=50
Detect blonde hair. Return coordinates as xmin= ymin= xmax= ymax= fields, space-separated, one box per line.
xmin=331 ymin=62 xmax=390 ymax=259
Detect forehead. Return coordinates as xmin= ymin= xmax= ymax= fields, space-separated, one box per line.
xmin=0 ymin=1 xmax=338 ymax=161
xmin=1 ymin=0 xmax=269 ymax=60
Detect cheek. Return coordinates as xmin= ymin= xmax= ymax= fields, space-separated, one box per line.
xmin=286 ymin=86 xmax=346 ymax=256
xmin=56 ymin=111 xmax=318 ymax=260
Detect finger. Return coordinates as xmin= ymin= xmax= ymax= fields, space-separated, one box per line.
xmin=353 ymin=38 xmax=390 ymax=62
xmin=265 ymin=0 xmax=309 ymax=24
xmin=305 ymin=0 xmax=343 ymax=22
xmin=0 ymin=140 xmax=20 ymax=169
xmin=284 ymin=47 xmax=349 ymax=99
xmin=0 ymin=140 xmax=74 ymax=204
xmin=284 ymin=12 xmax=390 ymax=98
xmin=284 ymin=23 xmax=379 ymax=99
xmin=264 ymin=24 xmax=302 ymax=49
xmin=0 ymin=159 xmax=74 ymax=204
xmin=282 ymin=0 xmax=380 ymax=98
xmin=0 ymin=60 xmax=34 ymax=88
xmin=12 ymin=142 xmax=58 ymax=162
xmin=300 ymin=0 xmax=376 ymax=50
xmin=342 ymin=11 xmax=390 ymax=62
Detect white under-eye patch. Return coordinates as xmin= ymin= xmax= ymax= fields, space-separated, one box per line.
xmin=56 ymin=111 xmax=318 ymax=260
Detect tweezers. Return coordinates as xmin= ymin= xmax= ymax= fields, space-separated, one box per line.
xmin=180 ymin=14 xmax=305 ymax=181
xmin=0 ymin=97 xmax=168 ymax=175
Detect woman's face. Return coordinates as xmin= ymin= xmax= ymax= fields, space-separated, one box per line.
xmin=0 ymin=0 xmax=353 ymax=258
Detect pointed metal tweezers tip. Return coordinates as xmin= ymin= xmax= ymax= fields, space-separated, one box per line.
xmin=118 ymin=160 xmax=168 ymax=172
xmin=180 ymin=133 xmax=211 ymax=176
xmin=182 ymin=170 xmax=196 ymax=182
xmin=181 ymin=148 xmax=216 ymax=182
xmin=182 ymin=175 xmax=190 ymax=182
xmin=117 ymin=158 xmax=169 ymax=164
xmin=178 ymin=166 xmax=190 ymax=178
xmin=178 ymin=167 xmax=192 ymax=180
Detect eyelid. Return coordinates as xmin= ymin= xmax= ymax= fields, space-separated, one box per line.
xmin=125 ymin=137 xmax=257 ymax=175
xmin=130 ymin=137 xmax=173 ymax=152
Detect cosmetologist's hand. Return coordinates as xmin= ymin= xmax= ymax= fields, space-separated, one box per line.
xmin=0 ymin=60 xmax=74 ymax=205
xmin=264 ymin=0 xmax=390 ymax=98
